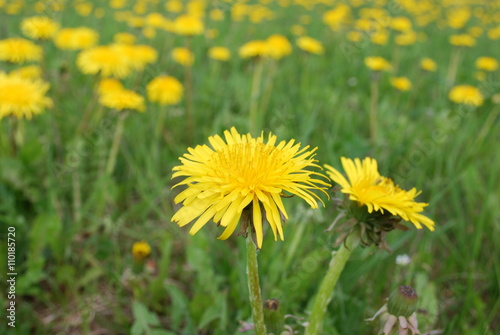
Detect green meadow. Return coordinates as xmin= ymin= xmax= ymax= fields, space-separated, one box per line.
xmin=1 ymin=0 xmax=499 ymax=334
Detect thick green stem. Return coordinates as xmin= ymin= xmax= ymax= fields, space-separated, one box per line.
xmin=249 ymin=59 xmax=264 ymax=133
xmin=246 ymin=235 xmax=267 ymax=335
xmin=305 ymin=232 xmax=359 ymax=335
xmin=106 ymin=111 xmax=128 ymax=176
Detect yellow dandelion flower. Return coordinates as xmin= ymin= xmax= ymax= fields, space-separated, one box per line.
xmin=114 ymin=32 xmax=136 ymax=45
xmin=0 ymin=38 xmax=42 ymax=63
xmin=371 ymin=31 xmax=389 ymax=45
xmin=97 ymin=78 xmax=124 ymax=95
xmin=449 ymin=85 xmax=484 ymax=107
xmin=146 ymin=75 xmax=183 ymax=105
xmin=132 ymin=241 xmax=151 ymax=260
xmin=265 ymin=34 xmax=292 ymax=59
xmin=420 ymin=58 xmax=437 ymax=72
xmin=391 ymin=77 xmax=412 ymax=91
xmin=77 ymin=45 xmax=133 ymax=78
xmin=0 ymin=73 xmax=53 ymax=120
xmin=75 ymin=2 xmax=93 ymax=17
xmin=488 ymin=26 xmax=500 ymax=40
xmin=146 ymin=13 xmax=166 ymax=28
xmin=174 ymin=14 xmax=204 ymax=36
xmin=395 ymin=31 xmax=417 ymax=46
xmin=325 ymin=157 xmax=435 ymax=231
xmin=208 ymin=46 xmax=231 ymax=61
xmin=21 ymin=16 xmax=60 ymax=40
xmin=239 ymin=40 xmax=268 ymax=59
xmin=172 ymin=47 xmax=194 ymax=67
xmin=171 ymin=127 xmax=330 ymax=249
xmin=365 ymin=57 xmax=391 ymax=72
xmin=449 ymin=34 xmax=475 ymax=47
xmin=476 ymin=57 xmax=498 ymax=72
xmin=9 ymin=65 xmax=42 ymax=79
xmin=390 ymin=17 xmax=412 ymax=32
xmin=54 ymin=27 xmax=99 ymax=50
xmin=296 ymin=36 xmax=324 ymax=55
xmin=323 ymin=5 xmax=350 ymax=31
xmin=118 ymin=44 xmax=158 ymax=70
xmin=99 ymin=88 xmax=145 ymax=112
xmin=165 ymin=0 xmax=183 ymax=13
xmin=210 ymin=9 xmax=224 ymax=21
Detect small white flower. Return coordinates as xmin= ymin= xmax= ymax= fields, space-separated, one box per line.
xmin=396 ymin=254 xmax=412 ymax=266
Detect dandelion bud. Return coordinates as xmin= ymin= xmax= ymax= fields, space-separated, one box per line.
xmin=387 ymin=285 xmax=418 ymax=318
xmin=263 ymin=299 xmax=284 ymax=335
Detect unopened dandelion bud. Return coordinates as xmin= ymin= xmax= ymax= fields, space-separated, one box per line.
xmin=132 ymin=241 xmax=151 ymax=273
xmin=387 ymin=285 xmax=418 ymax=318
xmin=263 ymin=299 xmax=284 ymax=335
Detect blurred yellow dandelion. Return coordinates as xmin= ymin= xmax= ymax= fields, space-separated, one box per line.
xmin=0 ymin=72 xmax=53 ymax=119
xmin=265 ymin=34 xmax=292 ymax=59
xmin=391 ymin=77 xmax=412 ymax=91
xmin=365 ymin=57 xmax=391 ymax=72
xmin=99 ymin=88 xmax=145 ymax=112
xmin=296 ymin=36 xmax=324 ymax=55
xmin=208 ymin=46 xmax=231 ymax=61
xmin=77 ymin=45 xmax=133 ymax=78
xmin=54 ymin=27 xmax=99 ymax=50
xmin=476 ymin=57 xmax=498 ymax=72
xmin=21 ymin=16 xmax=60 ymax=40
xmin=146 ymin=75 xmax=183 ymax=105
xmin=449 ymin=85 xmax=484 ymax=107
xmin=0 ymin=38 xmax=42 ymax=63
xmin=132 ymin=241 xmax=151 ymax=260
xmin=420 ymin=58 xmax=437 ymax=72
xmin=172 ymin=47 xmax=194 ymax=67
xmin=239 ymin=40 xmax=268 ymax=59
xmin=174 ymin=14 xmax=204 ymax=36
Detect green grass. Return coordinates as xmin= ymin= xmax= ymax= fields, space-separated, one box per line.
xmin=1 ymin=1 xmax=500 ymax=334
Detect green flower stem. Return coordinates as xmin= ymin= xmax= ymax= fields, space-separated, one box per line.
xmin=246 ymin=235 xmax=267 ymax=335
xmin=369 ymin=76 xmax=380 ymax=143
xmin=9 ymin=117 xmax=18 ymax=156
xmin=475 ymin=107 xmax=500 ymax=149
xmin=184 ymin=37 xmax=194 ymax=145
xmin=446 ymin=47 xmax=462 ymax=87
xmin=249 ymin=58 xmax=264 ymax=133
xmin=106 ymin=111 xmax=128 ymax=176
xmin=305 ymin=232 xmax=360 ymax=335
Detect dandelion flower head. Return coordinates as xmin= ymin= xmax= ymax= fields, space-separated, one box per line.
xmin=449 ymin=85 xmax=484 ymax=107
xmin=0 ymin=38 xmax=42 ymax=63
xmin=21 ymin=16 xmax=60 ymax=40
xmin=296 ymin=36 xmax=324 ymax=55
xmin=0 ymin=72 xmax=53 ymax=119
xmin=365 ymin=56 xmax=391 ymax=72
xmin=171 ymin=127 xmax=330 ymax=248
xmin=146 ymin=75 xmax=183 ymax=106
xmin=325 ymin=157 xmax=435 ymax=231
